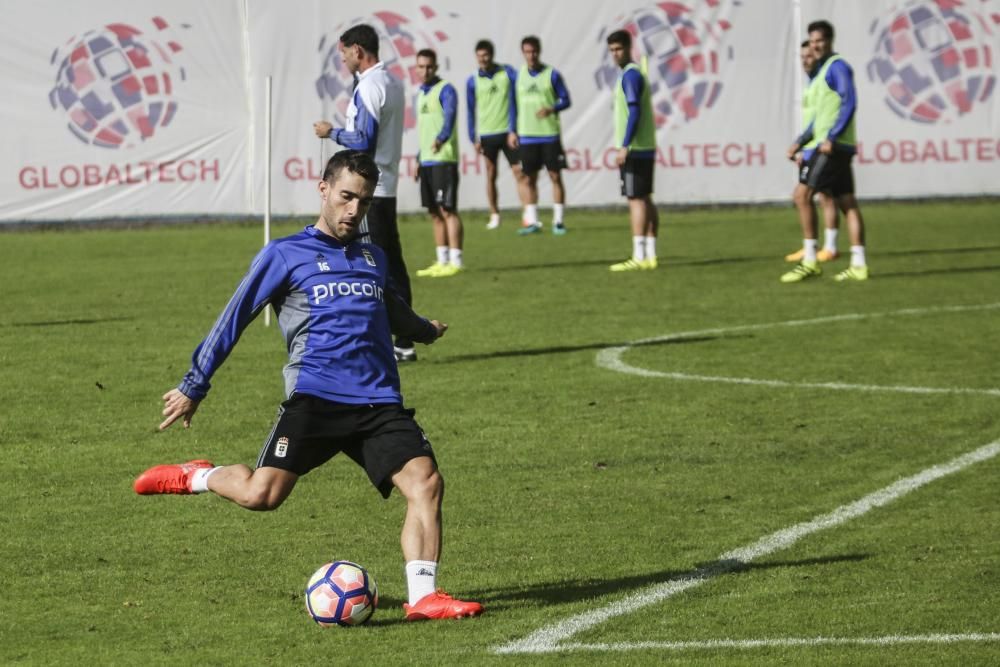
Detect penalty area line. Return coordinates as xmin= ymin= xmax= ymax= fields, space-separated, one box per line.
xmin=560 ymin=633 xmax=1000 ymax=653
xmin=494 ymin=439 xmax=1000 ymax=655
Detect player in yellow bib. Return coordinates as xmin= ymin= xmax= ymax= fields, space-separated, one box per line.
xmin=467 ymin=39 xmax=526 ymax=230
xmin=785 ymin=40 xmax=840 ymax=265
xmin=606 ymin=30 xmax=660 ymax=272
xmin=514 ymin=35 xmax=572 ymax=235
xmin=413 ymin=49 xmax=465 ymax=278
xmin=782 ymin=20 xmax=869 ymax=284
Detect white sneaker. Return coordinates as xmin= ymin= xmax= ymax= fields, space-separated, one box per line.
xmin=486 ymin=218 xmax=500 ymax=230
xmin=394 ymin=346 xmax=417 ymax=362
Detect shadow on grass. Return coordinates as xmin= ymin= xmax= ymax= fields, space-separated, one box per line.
xmin=470 ymin=553 xmax=871 ymax=612
xmin=871 ymin=264 xmax=1000 ymax=279
xmin=879 ymin=244 xmax=1000 ymax=258
xmin=437 ymin=334 xmax=748 ymax=364
xmin=476 ymin=244 xmax=1000 ymax=273
xmin=5 ymin=316 xmax=135 ymax=328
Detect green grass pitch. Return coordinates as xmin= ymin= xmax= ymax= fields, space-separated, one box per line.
xmin=1 ymin=200 xmax=998 ymax=665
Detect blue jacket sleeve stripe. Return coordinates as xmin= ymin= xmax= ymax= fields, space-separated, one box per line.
xmin=438 ymin=83 xmax=458 ymax=143
xmin=826 ymin=60 xmax=857 ymax=144
xmin=621 ymin=68 xmax=644 ymax=148
xmin=505 ymin=64 xmax=518 ymax=132
xmin=334 ymin=90 xmax=379 ymax=152
xmin=179 ymin=244 xmax=288 ymax=400
xmin=466 ymin=75 xmax=477 ymax=143
xmin=551 ymin=69 xmax=571 ymax=113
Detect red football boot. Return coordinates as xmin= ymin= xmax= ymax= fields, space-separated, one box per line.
xmin=133 ymin=460 xmax=214 ymax=495
xmin=403 ymin=590 xmax=483 ymax=621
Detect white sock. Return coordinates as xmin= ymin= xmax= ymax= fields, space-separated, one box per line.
xmin=632 ymin=236 xmax=646 ymax=261
xmin=644 ymin=235 xmax=657 ymax=260
xmin=190 ymin=466 xmax=220 ymax=494
xmin=851 ymin=245 xmax=867 ymax=267
xmin=488 ymin=213 xmax=500 ymax=226
xmin=435 ymin=246 xmax=448 ymax=265
xmin=448 ymin=247 xmax=463 ymax=267
xmin=524 ymin=204 xmax=538 ymax=225
xmin=405 ymin=560 xmax=438 ymax=605
xmin=553 ymin=203 xmax=565 ymax=225
xmin=803 ymin=238 xmax=818 ymax=263
xmin=823 ymin=228 xmax=839 ymax=252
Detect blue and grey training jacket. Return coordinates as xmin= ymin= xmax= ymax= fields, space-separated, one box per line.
xmin=177 ymin=225 xmax=437 ymax=405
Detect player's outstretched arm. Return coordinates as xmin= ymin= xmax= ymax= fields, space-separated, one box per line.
xmin=159 ymin=388 xmax=201 ymax=431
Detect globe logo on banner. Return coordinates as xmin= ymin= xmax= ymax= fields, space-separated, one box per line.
xmin=867 ymin=0 xmax=999 ymax=124
xmin=316 ymin=6 xmax=455 ymax=130
xmin=48 ymin=17 xmax=188 ymax=149
xmin=595 ymin=1 xmax=740 ymax=130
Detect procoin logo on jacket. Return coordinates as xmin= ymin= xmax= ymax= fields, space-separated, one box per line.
xmin=311 ymin=280 xmax=384 ymax=305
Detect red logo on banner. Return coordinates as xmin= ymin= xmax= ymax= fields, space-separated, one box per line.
xmin=315 ymin=6 xmax=457 ymax=130
xmin=867 ymin=0 xmax=998 ymax=124
xmin=595 ymin=1 xmax=741 ymax=130
xmin=48 ymin=17 xmax=190 ymax=149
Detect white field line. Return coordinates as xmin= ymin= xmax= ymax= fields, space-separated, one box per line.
xmin=494 ymin=440 xmax=1000 ymax=655
xmin=595 ymin=302 xmax=1000 ymax=397
xmin=560 ymin=633 xmax=1000 ymax=653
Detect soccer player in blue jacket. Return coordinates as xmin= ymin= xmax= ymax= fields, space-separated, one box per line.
xmin=134 ymin=150 xmax=483 ymax=621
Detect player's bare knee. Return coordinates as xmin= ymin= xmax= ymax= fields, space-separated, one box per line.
xmin=397 ymin=462 xmax=443 ymax=504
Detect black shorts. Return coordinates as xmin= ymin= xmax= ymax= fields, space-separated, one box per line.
xmin=519 ymin=139 xmax=566 ymax=175
xmin=418 ymin=163 xmax=459 ymax=211
xmin=256 ymin=393 xmax=436 ymax=498
xmin=480 ymin=133 xmax=519 ymax=167
xmin=799 ymin=150 xmax=855 ymax=197
xmin=620 ymin=155 xmax=654 ymax=198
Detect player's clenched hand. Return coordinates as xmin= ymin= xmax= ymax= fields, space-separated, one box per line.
xmin=313 ymin=121 xmax=333 ymax=139
xmin=159 ymin=388 xmax=200 ymax=431
xmin=428 ymin=320 xmax=448 ymax=341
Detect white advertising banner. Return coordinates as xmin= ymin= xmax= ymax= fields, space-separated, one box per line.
xmin=0 ymin=0 xmax=997 ymax=222
xmin=0 ymin=0 xmax=250 ymax=221
xmin=247 ymin=0 xmax=796 ymax=215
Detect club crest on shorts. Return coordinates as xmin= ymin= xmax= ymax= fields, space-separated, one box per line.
xmin=275 ymin=436 xmax=289 ymax=458
xmin=362 ymin=248 xmax=376 ymax=267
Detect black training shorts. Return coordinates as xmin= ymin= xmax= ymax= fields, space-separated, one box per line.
xmin=256 ymin=393 xmax=436 ymax=498
xmin=799 ymin=150 xmax=855 ymax=197
xmin=479 ymin=133 xmax=519 ymax=167
xmin=418 ymin=163 xmax=460 ymax=211
xmin=620 ymin=155 xmax=655 ymax=198
xmin=519 ymin=139 xmax=566 ymax=175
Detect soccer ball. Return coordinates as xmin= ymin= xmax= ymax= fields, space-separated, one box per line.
xmin=305 ymin=560 xmax=378 ymax=627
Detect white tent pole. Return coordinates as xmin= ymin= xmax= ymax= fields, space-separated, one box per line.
xmin=263 ymin=75 xmax=272 ymax=327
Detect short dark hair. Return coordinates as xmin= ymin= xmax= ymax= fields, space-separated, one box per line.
xmin=807 ymin=20 xmax=834 ymax=41
xmin=800 ymin=39 xmax=811 ymax=48
xmin=340 ymin=24 xmax=379 ymax=57
xmin=607 ymin=30 xmax=632 ymax=50
xmin=521 ymin=35 xmax=541 ymax=51
xmin=475 ymin=39 xmax=495 ymax=56
xmin=416 ymin=48 xmax=437 ymax=62
xmin=323 ymin=150 xmax=380 ymax=188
